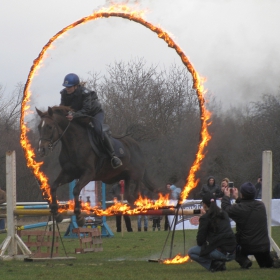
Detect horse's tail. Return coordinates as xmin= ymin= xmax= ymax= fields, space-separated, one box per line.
xmin=143 ymin=169 xmax=159 ymax=194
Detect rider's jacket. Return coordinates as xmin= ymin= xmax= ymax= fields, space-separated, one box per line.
xmin=60 ymin=86 xmax=103 ymax=119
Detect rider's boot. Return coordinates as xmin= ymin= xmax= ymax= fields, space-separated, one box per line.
xmin=103 ymin=133 xmax=122 ymax=169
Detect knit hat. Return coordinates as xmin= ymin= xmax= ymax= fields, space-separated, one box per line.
xmin=240 ymin=182 xmax=256 ymax=199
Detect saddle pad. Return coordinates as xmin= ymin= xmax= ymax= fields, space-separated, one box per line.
xmin=87 ymin=128 xmax=125 ymax=158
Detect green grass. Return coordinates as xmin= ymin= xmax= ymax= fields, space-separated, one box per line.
xmin=0 ymin=227 xmax=279 ymax=280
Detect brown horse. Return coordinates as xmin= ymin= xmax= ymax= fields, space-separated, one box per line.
xmin=36 ymin=106 xmax=156 ymax=226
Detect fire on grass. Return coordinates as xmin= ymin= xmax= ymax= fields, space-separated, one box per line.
xmin=20 ymin=4 xmax=211 ymax=264
xmin=163 ymin=254 xmax=190 ymax=264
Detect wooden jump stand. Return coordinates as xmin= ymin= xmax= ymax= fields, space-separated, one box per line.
xmin=0 ymin=151 xmax=75 ymax=261
xmin=262 ymin=151 xmax=280 ymax=255
xmin=0 ymin=151 xmax=31 ymax=260
xmin=73 ymin=227 xmax=103 ymax=254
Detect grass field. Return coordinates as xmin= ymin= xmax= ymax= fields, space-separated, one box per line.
xmin=0 ymin=218 xmax=279 ymax=280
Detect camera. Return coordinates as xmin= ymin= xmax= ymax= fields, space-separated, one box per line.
xmin=228 ymin=182 xmax=234 ymax=188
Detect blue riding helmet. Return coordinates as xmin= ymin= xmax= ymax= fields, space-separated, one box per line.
xmin=62 ymin=73 xmax=80 ymax=87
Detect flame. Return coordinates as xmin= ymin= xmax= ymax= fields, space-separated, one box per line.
xmin=179 ymin=77 xmax=212 ymax=203
xmin=163 ymin=254 xmax=190 ymax=264
xmin=134 ymin=193 xmax=170 ymax=210
xmin=20 ymin=4 xmax=211 ymax=208
xmin=59 ymin=194 xmax=173 ymax=216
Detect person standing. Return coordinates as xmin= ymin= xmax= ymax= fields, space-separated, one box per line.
xmin=0 ymin=187 xmax=6 ymax=230
xmin=151 ymin=215 xmax=162 ymax=231
xmin=137 ymin=215 xmax=148 ymax=232
xmin=273 ymin=181 xmax=280 ymax=198
xmin=220 ymin=178 xmax=230 ymax=193
xmin=137 ymin=185 xmax=150 ymax=231
xmin=164 ymin=183 xmax=181 ymax=230
xmin=222 ymin=182 xmax=279 ymax=269
xmin=200 ymin=176 xmax=223 ymax=199
xmin=109 ymin=182 xmax=133 ymax=232
xmin=188 ymin=193 xmax=236 ymax=272
xmin=255 ymin=176 xmax=262 ymax=199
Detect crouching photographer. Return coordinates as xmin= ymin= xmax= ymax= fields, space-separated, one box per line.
xmin=188 ymin=193 xmax=236 ymax=272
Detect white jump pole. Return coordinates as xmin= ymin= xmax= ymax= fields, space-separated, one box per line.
xmin=0 ymin=151 xmax=31 ymax=261
xmin=262 ymin=150 xmax=280 ymax=255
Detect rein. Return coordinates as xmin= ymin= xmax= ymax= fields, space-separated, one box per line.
xmin=40 ymin=116 xmax=71 ymax=151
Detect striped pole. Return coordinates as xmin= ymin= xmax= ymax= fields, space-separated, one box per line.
xmin=16 ymin=218 xmax=71 ymax=230
xmin=10 ymin=208 xmax=201 ymax=217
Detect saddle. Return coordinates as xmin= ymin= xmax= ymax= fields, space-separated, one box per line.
xmin=87 ymin=124 xmax=125 ymax=159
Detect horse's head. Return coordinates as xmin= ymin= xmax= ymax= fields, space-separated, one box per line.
xmin=36 ymin=106 xmax=64 ymax=157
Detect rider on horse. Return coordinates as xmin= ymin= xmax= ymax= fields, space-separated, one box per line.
xmin=60 ymin=73 xmax=122 ymax=169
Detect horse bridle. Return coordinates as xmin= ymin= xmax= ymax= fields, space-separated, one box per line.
xmin=39 ymin=117 xmax=71 ymax=151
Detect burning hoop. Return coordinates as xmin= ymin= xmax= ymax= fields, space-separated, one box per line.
xmin=20 ymin=4 xmax=211 ymax=209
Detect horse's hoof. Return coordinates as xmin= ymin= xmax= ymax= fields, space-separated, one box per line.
xmin=76 ymin=216 xmax=85 ymax=227
xmin=55 ymin=213 xmax=64 ymax=223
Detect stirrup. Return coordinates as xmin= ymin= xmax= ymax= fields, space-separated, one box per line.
xmin=111 ymin=156 xmax=122 ymax=169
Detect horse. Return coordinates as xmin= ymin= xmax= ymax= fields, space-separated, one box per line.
xmin=36 ymin=106 xmax=156 ymax=226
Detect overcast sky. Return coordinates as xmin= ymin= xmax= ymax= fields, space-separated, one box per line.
xmin=1 ymin=0 xmax=280 ymax=112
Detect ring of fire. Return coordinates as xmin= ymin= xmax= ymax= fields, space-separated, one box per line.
xmin=20 ymin=5 xmax=211 ymax=206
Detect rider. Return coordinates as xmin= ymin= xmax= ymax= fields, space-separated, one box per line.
xmin=60 ymin=73 xmax=122 ymax=169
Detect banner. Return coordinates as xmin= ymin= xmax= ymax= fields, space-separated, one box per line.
xmin=79 ymin=181 xmax=96 ymax=207
xmin=168 ymin=199 xmax=280 ymax=230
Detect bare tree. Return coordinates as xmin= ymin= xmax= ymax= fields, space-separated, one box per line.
xmin=86 ymin=58 xmax=201 ymax=190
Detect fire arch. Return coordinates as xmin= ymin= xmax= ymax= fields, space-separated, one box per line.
xmin=20 ymin=5 xmax=211 ymax=204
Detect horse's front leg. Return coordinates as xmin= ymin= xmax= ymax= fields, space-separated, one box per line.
xmin=72 ymin=174 xmax=92 ymax=227
xmin=50 ymin=171 xmax=76 ymax=222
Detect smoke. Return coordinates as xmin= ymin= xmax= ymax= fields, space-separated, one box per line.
xmin=101 ymin=0 xmax=280 ymax=108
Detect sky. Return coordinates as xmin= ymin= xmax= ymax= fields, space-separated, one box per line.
xmin=1 ymin=0 xmax=280 ymax=112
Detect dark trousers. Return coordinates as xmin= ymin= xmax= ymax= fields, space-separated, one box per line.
xmin=91 ymin=111 xmax=104 ymax=141
xmin=152 ymin=218 xmax=161 ymax=228
xmin=0 ymin=219 xmax=5 ymax=230
xmin=236 ymin=247 xmax=273 ymax=268
xmin=116 ymin=215 xmax=133 ymax=232
xmin=164 ymin=215 xmax=169 ymax=231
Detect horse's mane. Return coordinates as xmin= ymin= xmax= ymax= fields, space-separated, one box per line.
xmin=51 ymin=105 xmax=71 ymax=116
xmin=49 ymin=105 xmax=90 ymax=128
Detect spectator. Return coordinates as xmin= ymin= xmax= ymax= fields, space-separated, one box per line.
xmin=200 ymin=176 xmax=223 ymax=199
xmin=137 ymin=185 xmax=151 ymax=231
xmin=137 ymin=215 xmax=148 ymax=231
xmin=221 ymin=182 xmax=280 ymax=269
xmin=220 ymin=178 xmax=229 ymax=193
xmin=273 ymin=182 xmax=280 ymax=199
xmin=255 ymin=176 xmax=262 ymax=199
xmin=164 ymin=183 xmax=181 ymax=231
xmin=188 ymin=193 xmax=236 ymax=272
xmin=151 ymin=216 xmax=162 ymax=231
xmin=219 ymin=178 xmax=230 ymax=199
xmin=109 ymin=182 xmax=133 ymax=232
xmin=0 ymin=186 xmax=6 ymax=230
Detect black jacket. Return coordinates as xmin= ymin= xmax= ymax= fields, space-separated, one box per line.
xmin=109 ymin=183 xmax=122 ymax=201
xmin=200 ymin=176 xmax=223 ymax=198
xmin=273 ymin=183 xmax=280 ymax=198
xmin=221 ymin=196 xmax=270 ymax=252
xmin=197 ymin=210 xmax=236 ymax=257
xmin=60 ymin=86 xmax=103 ymax=119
